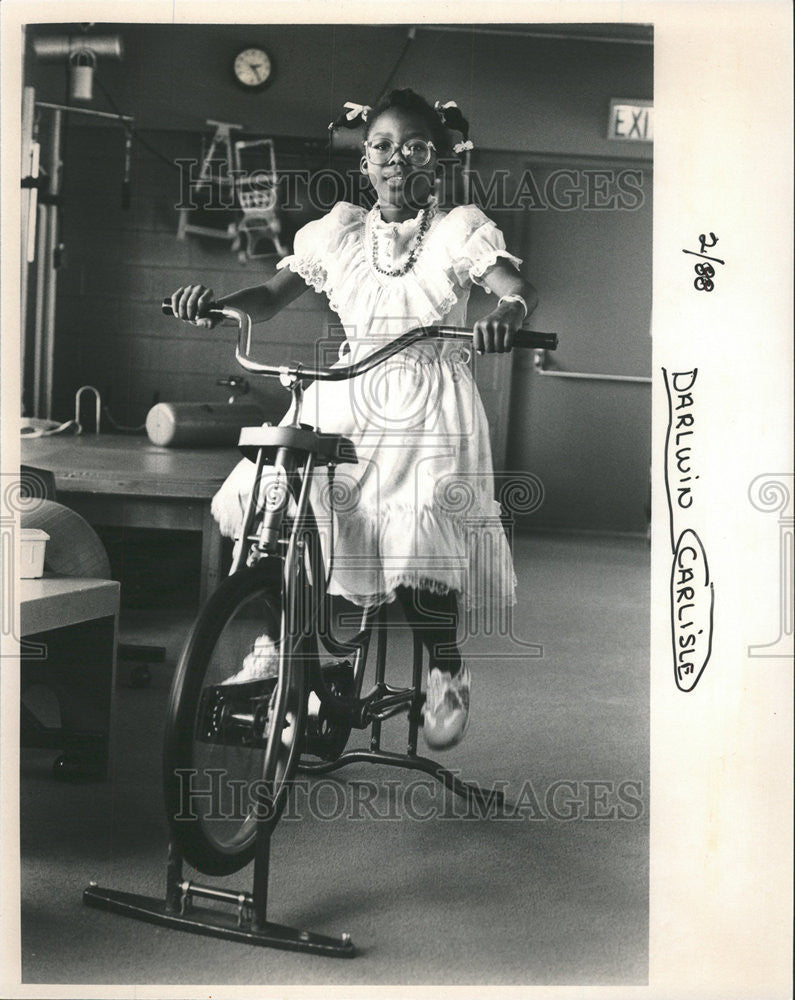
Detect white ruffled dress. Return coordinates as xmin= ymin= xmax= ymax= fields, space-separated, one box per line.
xmin=211 ymin=198 xmax=522 ymax=612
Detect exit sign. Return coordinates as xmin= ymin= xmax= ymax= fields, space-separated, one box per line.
xmin=608 ymin=99 xmax=653 ymax=142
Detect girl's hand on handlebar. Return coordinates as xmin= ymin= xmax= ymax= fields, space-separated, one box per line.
xmin=170 ymin=285 xmax=219 ymax=329
xmin=472 ymin=300 xmax=524 ymax=355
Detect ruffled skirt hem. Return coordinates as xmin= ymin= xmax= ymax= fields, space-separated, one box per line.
xmin=211 ymin=468 xmax=517 ymax=613
xmin=325 ymin=572 xmax=519 ymax=612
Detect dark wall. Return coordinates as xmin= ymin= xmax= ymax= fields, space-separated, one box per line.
xmin=26 ymin=23 xmax=652 ymax=156
xmin=44 ymin=128 xmax=343 ymax=426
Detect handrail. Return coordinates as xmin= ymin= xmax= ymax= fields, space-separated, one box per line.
xmin=533 ymin=349 xmax=651 ymax=385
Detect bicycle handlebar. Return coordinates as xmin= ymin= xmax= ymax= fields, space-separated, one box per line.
xmin=161 ymin=299 xmax=558 ymax=384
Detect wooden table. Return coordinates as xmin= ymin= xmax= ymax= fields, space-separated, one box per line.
xmin=21 ymin=576 xmax=120 ymax=780
xmin=21 ymin=435 xmax=238 ymax=603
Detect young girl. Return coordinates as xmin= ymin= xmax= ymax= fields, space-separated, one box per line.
xmin=170 ymin=88 xmax=538 ymax=750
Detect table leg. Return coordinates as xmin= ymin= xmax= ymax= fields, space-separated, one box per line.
xmin=199 ymin=504 xmax=225 ymax=604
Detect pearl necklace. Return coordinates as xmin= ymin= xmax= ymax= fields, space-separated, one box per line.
xmin=368 ymin=201 xmax=434 ymax=278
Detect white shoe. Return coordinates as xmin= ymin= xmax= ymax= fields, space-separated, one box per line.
xmin=221 ymin=635 xmax=280 ymax=685
xmin=422 ymin=664 xmax=470 ymax=750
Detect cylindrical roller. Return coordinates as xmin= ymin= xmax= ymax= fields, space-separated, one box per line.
xmin=33 ymin=35 xmax=124 ymax=60
xmin=145 ymin=402 xmax=267 ymax=448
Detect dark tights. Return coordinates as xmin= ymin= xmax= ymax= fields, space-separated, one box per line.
xmin=394 ymin=586 xmax=462 ymax=676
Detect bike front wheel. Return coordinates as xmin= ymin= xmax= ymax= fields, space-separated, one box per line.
xmin=163 ymin=561 xmax=307 ymax=876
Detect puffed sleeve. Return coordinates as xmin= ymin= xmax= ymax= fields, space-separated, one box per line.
xmin=276 ymin=203 xmax=363 ymax=293
xmin=275 ymin=213 xmax=333 ymax=293
xmin=445 ymin=204 xmax=523 ymax=289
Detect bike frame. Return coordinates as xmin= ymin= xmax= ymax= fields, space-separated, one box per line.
xmin=82 ymin=302 xmax=558 ymax=955
xmin=221 ymin=304 xmax=560 ymax=746
xmin=213 ymin=304 xmax=558 ymax=747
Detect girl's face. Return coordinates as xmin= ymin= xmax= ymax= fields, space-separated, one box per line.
xmin=364 ymin=108 xmax=438 ymax=214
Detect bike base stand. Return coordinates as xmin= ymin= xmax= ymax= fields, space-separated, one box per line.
xmin=82 ymin=885 xmax=354 ymax=956
xmin=83 ymin=839 xmax=355 ymax=957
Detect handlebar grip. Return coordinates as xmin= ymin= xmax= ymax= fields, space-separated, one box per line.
xmin=161 ymin=297 xmax=226 ymax=321
xmin=514 ymin=329 xmax=558 ymax=351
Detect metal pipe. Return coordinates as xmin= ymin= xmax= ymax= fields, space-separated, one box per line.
xmin=408 ymin=633 xmax=424 ymax=755
xmin=25 ymin=141 xmax=41 ymax=264
xmin=20 ymin=86 xmax=37 ymax=408
xmin=32 ymin=203 xmax=48 ymax=417
xmin=42 ymin=109 xmax=63 ymax=419
xmin=33 ymin=35 xmax=124 ymax=60
xmin=164 ymin=841 xmax=183 ymax=914
xmin=35 ymin=100 xmax=133 ymax=123
xmin=74 ymin=385 xmax=102 ymax=434
xmin=251 ymin=826 xmax=271 ymax=931
xmin=417 ymin=24 xmax=652 ymax=46
xmin=533 ymin=349 xmax=651 ymax=385
xmin=230 ymin=446 xmax=266 ymax=574
xmin=21 ymin=87 xmax=36 ymax=253
xmin=28 ymin=99 xmax=133 ymax=418
xmin=179 ymin=881 xmax=252 ymax=907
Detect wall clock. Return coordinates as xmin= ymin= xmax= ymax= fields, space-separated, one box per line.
xmin=233 ymin=48 xmax=273 ymax=90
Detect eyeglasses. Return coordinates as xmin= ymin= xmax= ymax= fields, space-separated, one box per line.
xmin=364 ymin=138 xmax=437 ymax=167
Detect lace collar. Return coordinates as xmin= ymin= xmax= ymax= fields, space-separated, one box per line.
xmin=369 ymin=195 xmax=439 ymax=233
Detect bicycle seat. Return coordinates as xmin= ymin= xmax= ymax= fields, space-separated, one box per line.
xmin=238 ymin=424 xmax=358 ymax=466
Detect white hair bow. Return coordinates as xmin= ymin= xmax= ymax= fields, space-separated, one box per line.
xmin=344 ymin=102 xmax=371 ymax=121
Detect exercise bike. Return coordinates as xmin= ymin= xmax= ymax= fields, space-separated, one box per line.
xmin=84 ymin=302 xmax=557 ymax=955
